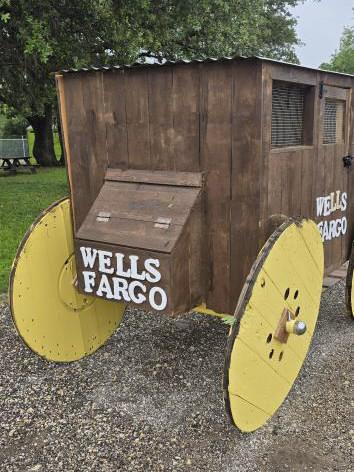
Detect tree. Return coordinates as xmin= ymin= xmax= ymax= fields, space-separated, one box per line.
xmin=110 ymin=0 xmax=302 ymax=63
xmin=0 ymin=0 xmax=305 ymax=166
xmin=0 ymin=1 xmax=118 ymax=166
xmin=320 ymin=24 xmax=354 ymax=74
xmin=1 ymin=113 xmax=28 ymax=138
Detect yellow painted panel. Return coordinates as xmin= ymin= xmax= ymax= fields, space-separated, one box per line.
xmin=228 ymin=395 xmax=270 ymax=433
xmin=10 ymin=198 xmax=126 ymax=362
xmin=237 ymin=303 xmax=304 ymax=381
xmin=346 ymin=242 xmax=353 ymax=317
xmin=225 ymin=219 xmax=324 ymax=432
xmin=228 ymin=338 xmax=291 ymax=414
xmin=351 ymin=271 xmax=354 ymax=317
xmin=297 ymin=219 xmax=324 ymax=272
xmin=249 ymin=267 xmax=317 ymax=359
xmin=193 ymin=303 xmax=230 ymax=318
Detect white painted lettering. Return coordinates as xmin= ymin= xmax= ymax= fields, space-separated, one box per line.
xmin=115 ymin=253 xmax=131 ymax=278
xmin=316 ymin=197 xmax=325 ymax=217
xmin=341 ymin=192 xmax=347 ymax=212
xmin=144 ymin=258 xmax=161 ymax=283
xmin=341 ymin=216 xmax=347 ymax=235
xmin=323 ymin=196 xmax=331 ymax=217
xmin=113 ymin=277 xmax=130 ymax=302
xmin=98 ymin=250 xmax=114 ymax=274
xmin=83 ymin=271 xmax=96 ymax=293
xmin=329 ymin=220 xmax=336 ymax=240
xmin=80 ymin=247 xmax=168 ymax=311
xmin=96 ymin=274 xmax=114 ymax=299
xmin=149 ymin=286 xmax=167 ymax=311
xmin=335 ymin=190 xmax=341 ymax=211
xmin=128 ymin=280 xmax=146 ymax=304
xmin=322 ymin=221 xmax=329 ymax=241
xmin=129 ymin=255 xmax=146 ymax=280
xmin=80 ymin=246 xmax=97 ymax=268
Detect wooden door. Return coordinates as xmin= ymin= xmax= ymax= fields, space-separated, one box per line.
xmin=316 ymin=85 xmax=351 ymax=273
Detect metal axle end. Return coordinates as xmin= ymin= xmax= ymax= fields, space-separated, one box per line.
xmin=286 ymin=319 xmax=307 ymax=336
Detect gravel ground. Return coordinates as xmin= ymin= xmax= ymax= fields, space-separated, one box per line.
xmin=0 ymin=282 xmax=352 ymax=472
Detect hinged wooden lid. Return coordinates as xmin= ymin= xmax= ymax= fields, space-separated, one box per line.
xmin=105 ymin=168 xmax=204 ymax=187
xmin=76 ymin=177 xmax=201 ymax=254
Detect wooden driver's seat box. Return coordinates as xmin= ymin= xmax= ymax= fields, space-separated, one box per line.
xmin=75 ymin=168 xmax=206 ymax=314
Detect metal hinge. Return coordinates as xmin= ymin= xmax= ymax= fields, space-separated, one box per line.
xmin=154 ymin=217 xmax=172 ymax=229
xmin=343 ymin=155 xmax=353 ymax=168
xmin=319 ymin=81 xmax=324 ymax=99
xmin=96 ymin=211 xmax=111 ymax=222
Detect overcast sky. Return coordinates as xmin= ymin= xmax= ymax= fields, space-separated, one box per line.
xmin=291 ymin=0 xmax=354 ymax=68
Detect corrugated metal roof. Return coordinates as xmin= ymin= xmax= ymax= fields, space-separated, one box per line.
xmin=57 ymin=55 xmax=238 ymax=74
xmin=56 ymin=55 xmax=354 ymax=79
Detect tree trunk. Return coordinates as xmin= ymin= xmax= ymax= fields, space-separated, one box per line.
xmin=27 ymin=105 xmax=57 ymax=167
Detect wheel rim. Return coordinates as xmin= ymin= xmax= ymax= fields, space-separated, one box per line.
xmin=224 ymin=219 xmax=324 ymax=432
xmin=10 ymin=198 xmax=126 ymax=362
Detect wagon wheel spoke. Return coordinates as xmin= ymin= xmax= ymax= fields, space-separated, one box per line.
xmin=10 ymin=198 xmax=126 ymax=362
xmin=223 ymin=219 xmax=324 ymax=432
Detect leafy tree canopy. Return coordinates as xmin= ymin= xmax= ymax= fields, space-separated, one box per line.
xmin=320 ymin=22 xmax=354 ymax=74
xmin=0 ymin=0 xmax=305 ymax=165
xmin=110 ymin=0 xmax=302 ymax=63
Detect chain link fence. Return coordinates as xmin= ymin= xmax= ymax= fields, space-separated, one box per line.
xmin=0 ymin=137 xmax=29 ymax=159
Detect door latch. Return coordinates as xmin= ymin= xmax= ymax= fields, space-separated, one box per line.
xmin=343 ymin=155 xmax=353 ymax=168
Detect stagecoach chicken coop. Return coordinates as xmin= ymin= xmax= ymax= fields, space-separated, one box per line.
xmin=10 ymin=56 xmax=353 ymax=433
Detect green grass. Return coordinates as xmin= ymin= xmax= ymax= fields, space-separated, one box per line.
xmin=0 ymin=168 xmax=68 ymax=292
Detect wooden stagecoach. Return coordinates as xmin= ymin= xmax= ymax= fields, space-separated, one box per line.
xmin=10 ymin=57 xmax=353 ymax=432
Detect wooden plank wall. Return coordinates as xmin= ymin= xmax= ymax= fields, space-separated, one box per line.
xmin=262 ymin=63 xmax=354 ymax=279
xmin=58 ymin=59 xmax=354 ymax=316
xmin=200 ymin=63 xmax=233 ymax=313
xmin=345 ymin=82 xmax=354 ymax=260
xmin=349 ymin=82 xmax=354 ymax=251
xmin=59 ymin=61 xmax=236 ymax=314
xmin=229 ymin=61 xmax=263 ymax=311
xmin=58 ymin=73 xmax=108 ymax=231
xmin=102 ymin=65 xmax=201 ymax=172
xmin=262 ymin=65 xmax=318 ymax=240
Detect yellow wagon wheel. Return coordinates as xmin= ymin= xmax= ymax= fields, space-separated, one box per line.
xmin=346 ymin=241 xmax=354 ymax=317
xmin=9 ymin=198 xmax=126 ymax=362
xmin=223 ymin=219 xmax=324 ymax=432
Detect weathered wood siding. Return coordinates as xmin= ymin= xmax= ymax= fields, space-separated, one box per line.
xmin=262 ymin=62 xmax=354 ymax=278
xmin=57 ymin=58 xmax=354 ymax=315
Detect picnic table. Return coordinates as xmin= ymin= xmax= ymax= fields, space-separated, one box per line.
xmin=0 ymin=138 xmax=36 ymax=174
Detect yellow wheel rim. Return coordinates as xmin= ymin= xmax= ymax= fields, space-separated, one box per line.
xmin=10 ymin=198 xmax=126 ymax=362
xmin=224 ymin=219 xmax=324 ymax=432
xmin=346 ymin=242 xmax=354 ymax=317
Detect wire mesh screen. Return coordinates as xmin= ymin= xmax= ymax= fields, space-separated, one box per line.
xmin=0 ymin=138 xmax=29 ymax=158
xmin=323 ymin=98 xmax=345 ymax=145
xmin=271 ymin=82 xmax=305 ymax=147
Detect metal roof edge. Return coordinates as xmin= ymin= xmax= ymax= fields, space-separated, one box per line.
xmin=255 ymin=56 xmax=354 ymax=79
xmin=55 ymin=55 xmax=354 ymax=79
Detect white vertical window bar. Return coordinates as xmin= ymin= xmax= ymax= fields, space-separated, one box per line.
xmin=22 ymin=135 xmax=26 ymax=158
